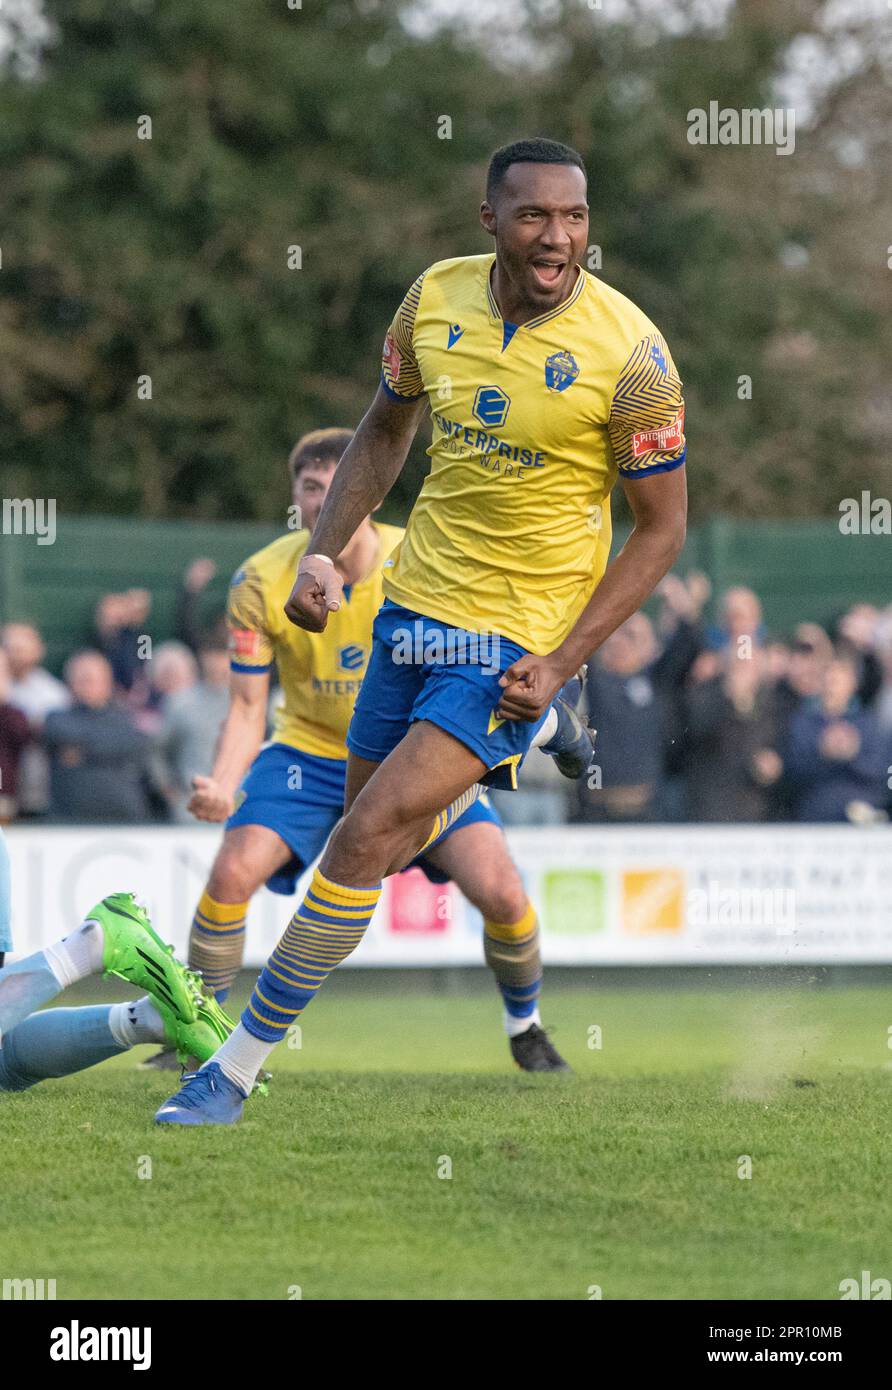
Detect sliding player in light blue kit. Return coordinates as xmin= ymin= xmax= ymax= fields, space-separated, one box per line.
xmin=0 ymin=832 xmax=230 ymax=1093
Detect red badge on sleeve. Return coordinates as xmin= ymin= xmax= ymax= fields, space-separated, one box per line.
xmin=383 ymin=331 xmax=401 ymax=382
xmin=632 ymin=406 xmax=685 ymax=459
xmin=229 ymin=628 xmax=261 ymax=660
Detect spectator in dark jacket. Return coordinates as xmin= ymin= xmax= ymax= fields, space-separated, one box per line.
xmin=2 ymin=620 xmax=70 ymax=816
xmin=44 ymin=650 xmax=153 ymax=823
xmin=94 ymin=589 xmax=152 ymax=693
xmin=771 ymin=623 xmax=833 ymax=819
xmin=833 ymin=604 xmax=883 ymax=708
xmin=576 ymin=614 xmax=670 ymax=823
xmin=175 ymin=557 xmax=227 ymax=654
xmin=784 ymin=652 xmax=890 ymax=823
xmin=652 ymin=571 xmax=711 ymax=814
xmin=683 ymin=646 xmax=781 ymax=821
xmin=698 ymin=585 xmax=765 ymax=664
xmin=0 ymin=648 xmax=32 ymax=823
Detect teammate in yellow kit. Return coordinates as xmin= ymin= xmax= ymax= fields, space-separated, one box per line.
xmin=148 ymin=427 xmax=584 ymax=1079
xmin=157 ymin=137 xmax=687 ymax=1123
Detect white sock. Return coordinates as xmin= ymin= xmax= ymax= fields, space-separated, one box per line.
xmin=44 ymin=918 xmax=106 ymax=988
xmin=504 ymin=1006 xmax=541 ymax=1038
xmin=108 ymin=996 xmax=166 ymax=1048
xmin=531 ymin=707 xmax=558 ymax=748
xmin=204 ymin=1022 xmax=273 ymax=1096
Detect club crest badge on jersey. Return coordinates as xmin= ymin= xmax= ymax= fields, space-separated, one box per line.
xmin=544 ymin=350 xmax=579 ymax=392
xmin=383 ymin=332 xmax=401 ymax=382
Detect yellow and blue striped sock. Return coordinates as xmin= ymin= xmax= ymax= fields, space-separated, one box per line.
xmin=483 ymin=900 xmax=543 ymax=1034
xmin=188 ymin=890 xmax=248 ymax=1003
xmin=242 ymin=869 xmax=381 ymax=1044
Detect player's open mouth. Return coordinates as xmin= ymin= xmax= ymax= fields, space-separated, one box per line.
xmin=530 ymin=260 xmax=566 ymax=290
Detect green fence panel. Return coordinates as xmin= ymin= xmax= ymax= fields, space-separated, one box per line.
xmin=1 ymin=513 xmax=888 ymax=674
xmin=0 ymin=516 xmax=282 ymax=673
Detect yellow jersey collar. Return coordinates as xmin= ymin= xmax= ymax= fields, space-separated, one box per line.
xmin=485 ymin=257 xmax=586 ymax=331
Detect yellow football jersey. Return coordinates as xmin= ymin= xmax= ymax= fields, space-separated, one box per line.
xmin=227 ymin=523 xmax=403 ymax=760
xmin=380 ymin=253 xmax=686 ymax=655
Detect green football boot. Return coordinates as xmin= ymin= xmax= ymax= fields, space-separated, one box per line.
xmin=90 ymin=892 xmax=200 ymax=1024
xmin=154 ymin=990 xmax=236 ymax=1067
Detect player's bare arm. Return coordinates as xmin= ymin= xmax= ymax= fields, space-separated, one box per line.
xmin=497 ymin=466 xmax=687 ymax=721
xmin=284 ymin=387 xmax=428 ymax=633
xmin=188 ymin=668 xmax=270 ymax=822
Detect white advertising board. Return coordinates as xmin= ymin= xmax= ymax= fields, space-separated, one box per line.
xmin=4 ymin=824 xmax=892 ymax=966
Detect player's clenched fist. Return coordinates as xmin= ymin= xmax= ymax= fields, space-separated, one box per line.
xmin=497 ymin=654 xmax=569 ymax=722
xmin=188 ymin=775 xmax=234 ymax=823
xmin=284 ymin=554 xmax=344 ymax=632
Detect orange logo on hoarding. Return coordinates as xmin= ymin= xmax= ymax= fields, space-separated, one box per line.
xmin=621 ymin=870 xmax=685 ymax=935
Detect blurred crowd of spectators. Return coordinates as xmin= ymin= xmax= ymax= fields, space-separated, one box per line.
xmin=495 ymin=575 xmax=892 ymax=829
xmin=1 ymin=563 xmax=891 ymax=828
xmin=0 ymin=560 xmax=229 ymax=826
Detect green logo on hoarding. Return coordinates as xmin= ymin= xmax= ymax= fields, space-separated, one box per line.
xmin=542 ymin=870 xmax=606 ymax=935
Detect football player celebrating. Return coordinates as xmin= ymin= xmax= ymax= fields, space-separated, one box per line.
xmin=148 ymin=428 xmax=592 ymax=1082
xmin=158 ymin=137 xmax=686 ymax=1125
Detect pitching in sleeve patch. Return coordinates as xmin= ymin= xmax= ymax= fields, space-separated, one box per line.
xmin=229 ymin=627 xmax=263 ymax=661
xmin=632 ymin=405 xmax=685 ymax=459
xmin=383 ymin=331 xmax=401 ymax=383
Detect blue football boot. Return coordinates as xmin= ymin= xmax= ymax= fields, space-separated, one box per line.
xmin=154 ymin=1062 xmax=247 ymax=1126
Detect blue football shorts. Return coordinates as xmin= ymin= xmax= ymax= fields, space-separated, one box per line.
xmin=346 ymin=599 xmax=548 ymax=791
xmin=226 ymin=741 xmax=500 ymax=894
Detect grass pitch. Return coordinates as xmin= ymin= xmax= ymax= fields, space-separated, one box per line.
xmin=1 ymin=977 xmax=889 ymax=1301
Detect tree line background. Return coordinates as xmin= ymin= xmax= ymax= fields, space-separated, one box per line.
xmin=0 ymin=0 xmax=889 ymax=527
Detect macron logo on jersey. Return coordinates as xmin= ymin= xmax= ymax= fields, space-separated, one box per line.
xmin=447 ymin=323 xmax=465 ymax=349
xmin=632 ymin=407 xmax=685 ymax=459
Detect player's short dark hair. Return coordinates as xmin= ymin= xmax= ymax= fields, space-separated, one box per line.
xmin=486 ymin=138 xmax=587 ymax=203
xmin=288 ymin=427 xmax=353 ymax=480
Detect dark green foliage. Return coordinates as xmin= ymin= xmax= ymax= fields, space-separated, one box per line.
xmin=1 ymin=1 xmax=889 ymax=522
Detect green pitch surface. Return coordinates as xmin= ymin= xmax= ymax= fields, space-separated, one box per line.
xmin=1 ymin=978 xmax=890 ymax=1300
